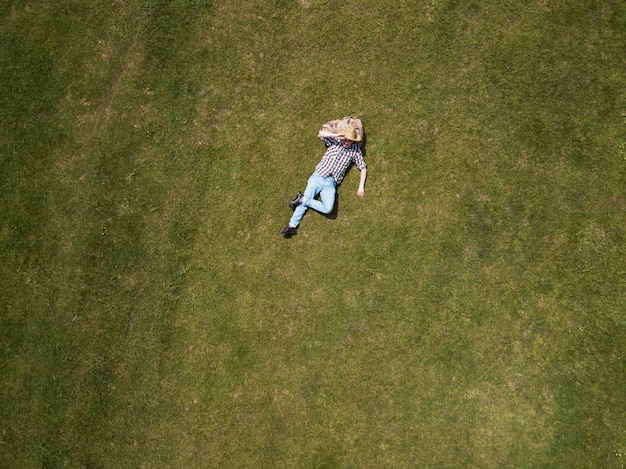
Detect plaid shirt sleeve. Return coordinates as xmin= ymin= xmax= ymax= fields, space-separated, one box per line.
xmin=321 ymin=137 xmax=337 ymax=147
xmin=352 ymin=147 xmax=366 ymax=170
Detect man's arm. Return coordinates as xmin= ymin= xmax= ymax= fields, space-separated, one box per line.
xmin=357 ymin=167 xmax=367 ymax=198
xmin=318 ymin=129 xmax=342 ymax=138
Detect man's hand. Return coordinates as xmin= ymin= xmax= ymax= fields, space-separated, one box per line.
xmin=357 ymin=168 xmax=367 ymax=198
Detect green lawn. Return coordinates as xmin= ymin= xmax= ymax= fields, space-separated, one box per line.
xmin=1 ymin=0 xmax=625 ymax=467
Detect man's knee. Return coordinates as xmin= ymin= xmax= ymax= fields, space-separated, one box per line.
xmin=319 ymin=200 xmax=334 ymax=214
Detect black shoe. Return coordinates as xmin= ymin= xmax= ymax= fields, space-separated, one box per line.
xmin=280 ymin=225 xmax=297 ymax=237
xmin=289 ymin=191 xmax=304 ymax=210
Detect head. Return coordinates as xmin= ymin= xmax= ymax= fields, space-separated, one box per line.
xmin=339 ymin=126 xmax=361 ymax=148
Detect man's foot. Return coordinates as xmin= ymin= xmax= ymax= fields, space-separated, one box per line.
xmin=289 ymin=191 xmax=304 ymax=210
xmin=280 ymin=225 xmax=297 ymax=237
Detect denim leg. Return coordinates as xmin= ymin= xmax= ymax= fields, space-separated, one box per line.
xmin=306 ymin=178 xmax=336 ymax=214
xmin=289 ymin=173 xmax=321 ymax=228
xmin=289 ymin=172 xmax=336 ymax=227
xmin=289 ymin=201 xmax=308 ymax=228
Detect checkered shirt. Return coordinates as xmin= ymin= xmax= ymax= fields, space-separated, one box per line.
xmin=315 ymin=137 xmax=366 ymax=185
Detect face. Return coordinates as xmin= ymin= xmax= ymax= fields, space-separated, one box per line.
xmin=340 ymin=138 xmax=354 ymax=148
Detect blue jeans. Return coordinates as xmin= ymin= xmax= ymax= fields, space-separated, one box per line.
xmin=289 ymin=171 xmax=336 ymax=228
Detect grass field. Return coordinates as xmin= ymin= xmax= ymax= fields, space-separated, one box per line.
xmin=1 ymin=0 xmax=625 ymax=467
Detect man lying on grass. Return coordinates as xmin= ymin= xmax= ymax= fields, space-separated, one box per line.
xmin=280 ymin=124 xmax=367 ymax=238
